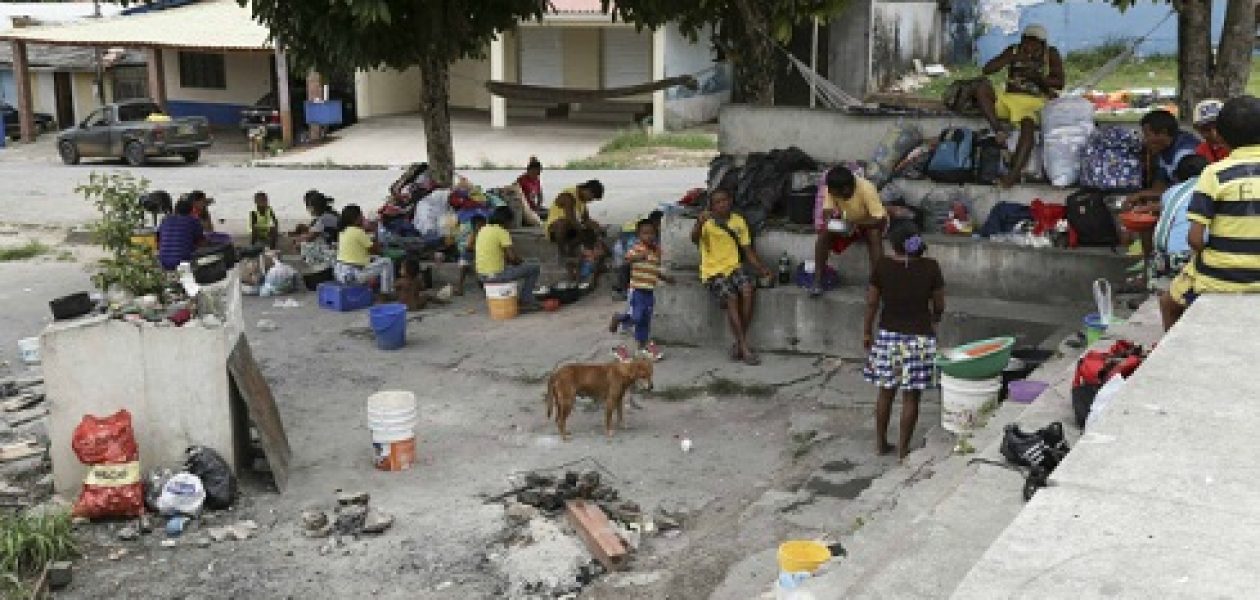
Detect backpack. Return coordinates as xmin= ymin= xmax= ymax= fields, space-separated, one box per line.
xmin=866 ymin=122 xmax=923 ymax=188
xmin=1071 ymin=341 xmax=1145 ymax=428
xmin=1065 ymin=190 xmax=1119 ymax=247
xmin=1079 ymin=127 xmax=1143 ymax=191
xmin=973 ymin=134 xmax=1005 ymax=185
xmin=926 ymin=128 xmax=977 ymax=184
xmin=941 ymin=77 xmax=987 ymax=115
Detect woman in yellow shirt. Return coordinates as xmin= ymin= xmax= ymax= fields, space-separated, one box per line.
xmin=545 ymin=179 xmax=608 ymax=283
xmin=334 ymin=204 xmax=395 ymax=295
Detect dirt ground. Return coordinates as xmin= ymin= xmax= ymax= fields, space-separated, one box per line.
xmin=0 ymin=236 xmax=927 ymax=599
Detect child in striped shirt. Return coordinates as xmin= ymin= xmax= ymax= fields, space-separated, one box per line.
xmin=610 ymin=219 xmax=673 ymax=361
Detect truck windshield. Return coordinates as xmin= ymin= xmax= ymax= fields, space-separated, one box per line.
xmin=117 ymin=103 xmax=163 ymax=122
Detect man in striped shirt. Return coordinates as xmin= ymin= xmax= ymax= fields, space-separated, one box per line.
xmin=1163 ymin=95 xmax=1260 ymax=330
xmin=609 ymin=219 xmax=674 ymax=361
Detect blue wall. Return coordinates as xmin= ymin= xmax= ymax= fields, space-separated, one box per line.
xmin=975 ymin=0 xmax=1228 ymax=63
xmin=165 ymin=100 xmax=247 ymax=127
xmin=0 ymin=70 xmax=15 ymax=107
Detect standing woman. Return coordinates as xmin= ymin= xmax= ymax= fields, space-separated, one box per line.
xmin=334 ymin=204 xmax=395 ymax=297
xmin=862 ymin=223 xmax=945 ymax=460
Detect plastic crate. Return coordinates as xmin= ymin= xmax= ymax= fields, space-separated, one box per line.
xmin=304 ymin=100 xmax=344 ymax=126
xmin=318 ymin=282 xmax=373 ymax=312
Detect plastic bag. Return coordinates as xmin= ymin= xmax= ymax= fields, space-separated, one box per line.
xmin=1085 ymin=374 xmax=1126 ymax=430
xmin=144 ymin=469 xmax=173 ymax=514
xmin=185 ymin=445 xmax=237 ymax=510
xmin=72 ymin=410 xmax=145 ymax=519
xmin=263 ymin=261 xmax=299 ymax=295
xmin=155 ymin=472 xmax=206 ymax=516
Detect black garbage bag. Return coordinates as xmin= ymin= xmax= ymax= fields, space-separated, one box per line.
xmin=143 ymin=469 xmax=172 ymax=514
xmin=185 ymin=446 xmax=237 ymax=510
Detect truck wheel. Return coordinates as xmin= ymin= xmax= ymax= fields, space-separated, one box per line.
xmin=58 ymin=141 xmax=80 ymax=165
xmin=180 ymin=150 xmax=201 ymax=164
xmin=124 ymin=141 xmax=147 ymax=167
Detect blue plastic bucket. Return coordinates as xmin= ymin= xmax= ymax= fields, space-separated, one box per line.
xmin=369 ymin=303 xmax=407 ymax=350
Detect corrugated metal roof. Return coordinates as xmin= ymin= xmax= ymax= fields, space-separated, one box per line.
xmin=0 ymin=2 xmax=124 ymax=30
xmin=0 ymin=43 xmax=145 ymax=70
xmin=0 ymin=0 xmax=271 ymax=52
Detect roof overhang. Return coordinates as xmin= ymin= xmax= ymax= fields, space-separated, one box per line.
xmin=0 ymin=0 xmax=271 ymax=53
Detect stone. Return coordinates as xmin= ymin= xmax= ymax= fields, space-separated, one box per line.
xmin=47 ymin=560 xmax=72 ymax=590
xmin=335 ymin=490 xmax=370 ymax=506
xmin=107 ymin=548 xmax=127 ymax=561
xmin=334 ymin=504 xmax=367 ymax=535
xmin=229 ymin=520 xmax=259 ymax=541
xmin=255 ymin=319 xmax=278 ymax=332
xmin=505 ymin=502 xmax=538 ymax=525
xmin=361 ymin=510 xmax=394 ymax=535
xmin=301 ymin=509 xmax=328 ymax=530
xmin=207 ymin=527 xmax=231 ymax=543
xmin=160 ymin=539 xmax=177 ymax=548
xmin=195 ymin=536 xmax=212 ymax=548
xmin=116 ymin=525 xmax=140 ymax=542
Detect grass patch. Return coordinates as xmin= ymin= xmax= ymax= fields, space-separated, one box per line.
xmin=566 ymin=129 xmax=718 ymax=169
xmin=598 ymin=130 xmax=717 ymax=153
xmin=0 ymin=510 xmax=79 ymax=595
xmin=0 ymin=240 xmax=50 ymax=262
xmin=651 ymin=376 xmax=776 ymax=402
xmin=55 ymin=250 xmax=76 ymax=262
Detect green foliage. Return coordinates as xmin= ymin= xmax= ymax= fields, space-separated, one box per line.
xmin=240 ymin=0 xmax=549 ymax=73
xmin=0 ymin=240 xmax=49 ymax=262
xmin=604 ymin=0 xmax=846 ymax=43
xmin=0 ymin=510 xmax=78 ymax=580
xmin=78 ymin=172 xmax=166 ymax=296
xmin=599 ymin=130 xmax=716 ymax=153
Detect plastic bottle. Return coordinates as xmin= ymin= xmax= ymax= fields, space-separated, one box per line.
xmin=777 ymin=252 xmax=793 ymax=285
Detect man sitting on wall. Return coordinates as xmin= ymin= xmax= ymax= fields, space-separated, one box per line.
xmin=970 ymin=24 xmax=1065 ymax=188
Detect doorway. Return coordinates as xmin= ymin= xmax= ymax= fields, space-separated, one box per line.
xmin=53 ymin=72 xmax=75 ymax=129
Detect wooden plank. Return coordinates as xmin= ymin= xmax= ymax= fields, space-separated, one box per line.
xmin=565 ymin=499 xmax=627 ymax=571
xmin=226 ymin=336 xmax=292 ymax=492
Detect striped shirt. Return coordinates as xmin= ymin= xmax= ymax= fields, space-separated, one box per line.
xmin=624 ymin=241 xmax=663 ymax=290
xmin=156 ymin=214 xmax=204 ymax=270
xmin=1186 ymin=146 xmax=1260 ymax=293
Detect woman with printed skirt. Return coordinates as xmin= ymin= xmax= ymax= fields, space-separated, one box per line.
xmin=862 ymin=223 xmax=945 ymax=460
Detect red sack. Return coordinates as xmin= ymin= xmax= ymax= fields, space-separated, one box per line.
xmin=1030 ymin=199 xmax=1066 ymax=235
xmin=679 ymin=188 xmax=705 ymax=206
xmin=71 ymin=410 xmax=144 ymax=519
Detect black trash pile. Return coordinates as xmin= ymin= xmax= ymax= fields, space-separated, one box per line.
xmin=707 ymin=147 xmax=818 ymax=232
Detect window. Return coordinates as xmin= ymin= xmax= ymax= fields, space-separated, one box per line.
xmin=84 ymin=109 xmax=107 ymax=128
xmin=111 ymin=66 xmax=149 ymax=101
xmin=178 ymin=52 xmax=226 ymax=89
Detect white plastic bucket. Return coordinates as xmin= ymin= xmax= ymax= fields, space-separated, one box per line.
xmin=17 ymin=337 xmax=40 ymax=365
xmin=484 ymin=282 xmax=518 ymax=299
xmin=366 ymin=391 xmax=418 ymax=471
xmin=940 ymin=374 xmax=1001 ymax=434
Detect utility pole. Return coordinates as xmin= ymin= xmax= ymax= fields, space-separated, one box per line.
xmin=93 ymin=0 xmax=105 ymax=106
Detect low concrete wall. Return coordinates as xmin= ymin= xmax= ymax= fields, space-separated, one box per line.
xmin=951 ymin=294 xmax=1260 ymax=597
xmin=718 ymin=104 xmax=985 ymax=163
xmin=43 ymin=274 xmax=246 ymax=494
xmin=661 ymin=214 xmax=1130 ymax=306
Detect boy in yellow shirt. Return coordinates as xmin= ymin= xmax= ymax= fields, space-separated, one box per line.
xmin=476 ymin=208 xmax=542 ymax=310
xmin=811 ymin=167 xmax=888 ymax=296
xmin=691 ymin=189 xmax=772 ymax=365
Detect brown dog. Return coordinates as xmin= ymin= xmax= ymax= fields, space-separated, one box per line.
xmin=545 ymin=360 xmax=654 ymax=439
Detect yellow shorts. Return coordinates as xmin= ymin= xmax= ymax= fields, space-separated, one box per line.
xmin=1167 ymin=262 xmax=1200 ymax=307
xmin=995 ymin=92 xmax=1046 ymax=125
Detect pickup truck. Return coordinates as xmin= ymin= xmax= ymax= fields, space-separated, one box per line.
xmin=56 ymin=100 xmax=212 ymax=166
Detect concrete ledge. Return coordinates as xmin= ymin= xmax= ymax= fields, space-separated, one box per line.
xmin=952 ymin=294 xmax=1260 ymax=597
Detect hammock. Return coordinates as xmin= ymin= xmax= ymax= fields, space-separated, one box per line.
xmin=781 ymin=50 xmax=865 ymax=110
xmin=485 ymin=75 xmax=698 ymax=103
xmin=1069 ymin=9 xmax=1175 ymax=94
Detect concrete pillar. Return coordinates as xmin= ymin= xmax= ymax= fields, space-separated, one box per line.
xmin=146 ymin=47 xmax=167 ymax=111
xmin=651 ymin=28 xmax=666 ymax=135
xmin=11 ymin=40 xmax=35 ymax=142
xmin=274 ymin=46 xmax=293 ymax=147
xmin=306 ymin=70 xmax=324 ymax=141
xmin=490 ymin=34 xmax=507 ymax=129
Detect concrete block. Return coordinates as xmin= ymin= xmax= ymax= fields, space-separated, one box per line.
xmin=43 ymin=274 xmax=246 ymax=495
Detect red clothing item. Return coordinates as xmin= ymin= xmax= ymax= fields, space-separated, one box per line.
xmin=516 ymin=174 xmax=543 ymax=210
xmin=1196 ymin=141 xmax=1230 ymax=163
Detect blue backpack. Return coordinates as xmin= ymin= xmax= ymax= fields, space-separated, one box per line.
xmin=926 ymin=128 xmax=977 ymax=184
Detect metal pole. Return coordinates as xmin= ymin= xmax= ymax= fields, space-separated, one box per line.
xmin=93 ymin=0 xmax=105 ymax=106
xmin=810 ymin=17 xmax=819 ymax=108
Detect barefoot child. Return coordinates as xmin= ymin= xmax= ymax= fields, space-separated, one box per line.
xmin=610 ymin=219 xmax=674 ymax=361
xmin=395 ymin=258 xmax=430 ymax=311
xmin=455 ymin=215 xmax=487 ymax=296
xmin=862 ymin=223 xmax=945 ymax=460
xmin=249 ymin=192 xmax=279 ymax=249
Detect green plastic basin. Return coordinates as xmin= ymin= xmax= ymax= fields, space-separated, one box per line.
xmin=936 ymin=336 xmax=1015 ymax=380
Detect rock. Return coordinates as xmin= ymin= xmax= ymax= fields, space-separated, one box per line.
xmin=47 ymin=560 xmax=72 ymax=590
xmin=160 ymin=539 xmax=177 ymax=548
xmin=117 ymin=525 xmax=140 ymax=542
xmin=335 ymin=490 xmax=370 ymax=506
xmin=32 ymin=474 xmax=53 ymax=498
xmin=195 ymin=536 xmax=212 ymax=548
xmin=255 ymin=319 xmax=278 ymax=332
xmin=0 ymin=480 xmax=25 ymax=496
xmin=360 ymin=510 xmax=394 ymax=535
xmin=207 ymin=527 xmax=231 ymax=543
xmin=107 ymin=548 xmax=127 ymax=561
xmin=229 ymin=520 xmax=259 ymax=541
xmin=301 ymin=509 xmax=329 ymax=530
xmin=504 ymin=502 xmax=538 ymax=525
xmin=334 ymin=504 xmax=367 ymax=535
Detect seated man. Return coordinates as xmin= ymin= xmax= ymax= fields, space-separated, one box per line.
xmin=691 ymin=189 xmax=772 ymax=365
xmin=477 ymin=207 xmax=542 ymax=311
xmin=1192 ymin=99 xmax=1230 ymax=163
xmin=811 ymin=167 xmax=888 ymax=296
xmin=1161 ymin=96 xmax=1260 ymax=330
xmin=1125 ymin=109 xmax=1203 ymax=265
xmin=545 ymin=179 xmax=607 ymax=282
xmin=971 ymin=24 xmax=1065 ymax=188
xmin=156 ymin=197 xmax=205 ymax=270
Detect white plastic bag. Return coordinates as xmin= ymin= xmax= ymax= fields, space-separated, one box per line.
xmin=263 ymin=261 xmax=299 ymax=295
xmin=1041 ymin=97 xmax=1097 ymax=187
xmin=156 ymin=472 xmax=206 ymax=516
xmin=1085 ymin=374 xmax=1126 ymax=430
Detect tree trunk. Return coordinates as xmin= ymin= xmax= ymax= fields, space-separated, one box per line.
xmin=1209 ymin=0 xmax=1256 ymax=98
xmin=731 ymin=0 xmax=776 ymax=106
xmin=1177 ymin=0 xmax=1213 ymax=118
xmin=419 ymin=53 xmax=455 ymax=185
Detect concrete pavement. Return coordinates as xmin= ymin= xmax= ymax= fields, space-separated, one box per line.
xmin=256 ymin=113 xmax=621 ymax=169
